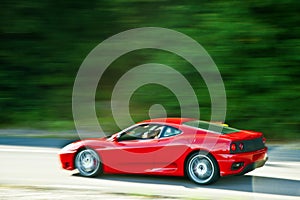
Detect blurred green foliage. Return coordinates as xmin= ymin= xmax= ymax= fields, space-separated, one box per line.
xmin=0 ymin=0 xmax=299 ymax=140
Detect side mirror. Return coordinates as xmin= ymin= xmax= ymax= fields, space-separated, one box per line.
xmin=108 ymin=134 xmax=119 ymax=142
xmin=112 ymin=135 xmax=118 ymax=142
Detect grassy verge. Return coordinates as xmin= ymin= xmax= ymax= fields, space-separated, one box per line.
xmin=0 ymin=184 xmax=209 ymax=200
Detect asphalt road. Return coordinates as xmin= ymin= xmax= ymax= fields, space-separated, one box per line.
xmin=0 ymin=141 xmax=299 ymax=199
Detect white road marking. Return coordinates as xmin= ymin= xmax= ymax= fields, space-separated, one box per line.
xmin=0 ymin=145 xmax=59 ymax=153
xmin=265 ymin=161 xmax=300 ymax=167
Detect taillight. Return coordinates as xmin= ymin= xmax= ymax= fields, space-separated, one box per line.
xmin=262 ymin=137 xmax=266 ymax=144
xmin=230 ymin=142 xmax=244 ymax=153
xmin=239 ymin=143 xmax=244 ymax=150
xmin=230 ymin=143 xmax=237 ymax=151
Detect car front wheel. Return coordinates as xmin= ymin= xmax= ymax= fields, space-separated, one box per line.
xmin=186 ymin=152 xmax=219 ymax=184
xmin=75 ymin=149 xmax=102 ymax=177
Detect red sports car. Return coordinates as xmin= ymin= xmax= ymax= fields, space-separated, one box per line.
xmin=59 ymin=118 xmax=268 ymax=184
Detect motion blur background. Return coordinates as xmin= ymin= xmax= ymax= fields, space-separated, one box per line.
xmin=1 ymin=0 xmax=299 ymax=140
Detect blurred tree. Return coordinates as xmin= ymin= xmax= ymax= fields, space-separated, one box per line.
xmin=0 ymin=0 xmax=299 ymax=139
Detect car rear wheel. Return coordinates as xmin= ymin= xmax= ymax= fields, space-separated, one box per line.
xmin=75 ymin=149 xmax=102 ymax=177
xmin=186 ymin=152 xmax=219 ymax=184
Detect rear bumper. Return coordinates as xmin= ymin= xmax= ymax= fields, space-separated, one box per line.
xmin=238 ymin=156 xmax=268 ymax=175
xmin=215 ymin=147 xmax=268 ymax=177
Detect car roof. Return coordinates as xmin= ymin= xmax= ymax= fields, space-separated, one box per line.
xmin=140 ymin=118 xmax=195 ymax=125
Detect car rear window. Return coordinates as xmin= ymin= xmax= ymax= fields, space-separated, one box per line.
xmin=183 ymin=120 xmax=240 ymax=134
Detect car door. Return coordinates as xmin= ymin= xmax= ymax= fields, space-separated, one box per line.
xmin=151 ymin=126 xmax=188 ymax=173
xmin=101 ymin=124 xmax=162 ymax=173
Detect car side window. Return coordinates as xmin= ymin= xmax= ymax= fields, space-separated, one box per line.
xmin=118 ymin=124 xmax=163 ymax=141
xmin=160 ymin=126 xmax=182 ymax=138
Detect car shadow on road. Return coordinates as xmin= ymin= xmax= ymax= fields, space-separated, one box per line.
xmin=73 ymin=173 xmax=299 ymax=197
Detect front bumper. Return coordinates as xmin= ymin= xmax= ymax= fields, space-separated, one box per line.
xmin=216 ymin=147 xmax=268 ymax=177
xmin=59 ymin=150 xmax=76 ymax=170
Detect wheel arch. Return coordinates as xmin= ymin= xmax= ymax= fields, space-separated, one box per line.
xmin=74 ymin=146 xmax=103 ymax=170
xmin=184 ymin=149 xmax=220 ymax=177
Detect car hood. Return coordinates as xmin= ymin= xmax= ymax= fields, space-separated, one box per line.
xmin=60 ymin=137 xmax=110 ymax=152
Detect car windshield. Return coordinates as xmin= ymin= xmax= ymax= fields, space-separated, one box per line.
xmin=183 ymin=120 xmax=240 ymax=134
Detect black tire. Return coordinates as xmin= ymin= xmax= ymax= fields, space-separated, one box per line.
xmin=185 ymin=152 xmax=219 ymax=185
xmin=75 ymin=148 xmax=102 ymax=177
